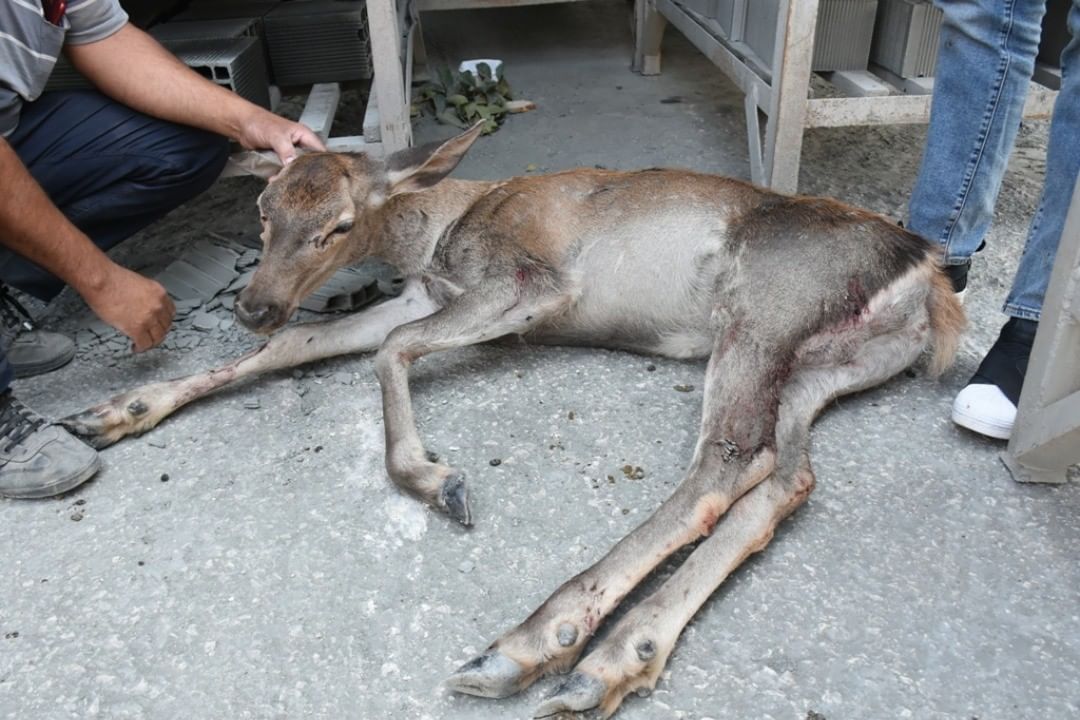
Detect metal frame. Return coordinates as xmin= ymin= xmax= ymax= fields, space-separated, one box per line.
xmin=1003 ymin=178 xmax=1080 ymax=484
xmin=636 ymin=0 xmax=1059 ymax=193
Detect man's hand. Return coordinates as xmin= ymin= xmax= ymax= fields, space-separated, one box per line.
xmin=236 ymin=109 xmax=326 ymax=166
xmin=82 ymin=264 xmax=175 ymax=352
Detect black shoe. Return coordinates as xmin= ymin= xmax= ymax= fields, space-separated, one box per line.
xmin=0 ymin=390 xmax=100 ymax=499
xmin=944 ymin=262 xmax=970 ymax=296
xmin=0 ymin=284 xmax=75 ymax=378
xmin=951 ymin=317 xmax=1037 ymax=440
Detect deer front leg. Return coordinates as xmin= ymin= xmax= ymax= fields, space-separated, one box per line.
xmin=61 ymin=280 xmax=438 ymax=448
xmin=446 ymin=336 xmax=785 ymax=697
xmin=373 ymin=281 xmax=570 ymax=526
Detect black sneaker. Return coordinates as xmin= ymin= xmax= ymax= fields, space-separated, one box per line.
xmin=944 ymin=262 xmax=970 ymax=299
xmin=0 ymin=390 xmax=100 ymax=499
xmin=951 ymin=317 xmax=1037 ymax=440
xmin=0 ymin=284 xmax=75 ymax=378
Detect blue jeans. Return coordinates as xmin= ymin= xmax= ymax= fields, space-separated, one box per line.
xmin=0 ymin=90 xmax=229 ymax=394
xmin=909 ymin=0 xmax=1080 ymax=322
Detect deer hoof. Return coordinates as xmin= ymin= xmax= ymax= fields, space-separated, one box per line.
xmin=533 ymin=672 xmax=606 ymax=718
xmin=59 ymin=407 xmax=125 ymax=449
xmin=445 ymin=650 xmax=524 ymax=698
xmin=439 ymin=472 xmax=472 ymax=527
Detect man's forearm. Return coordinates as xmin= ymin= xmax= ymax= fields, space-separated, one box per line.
xmin=65 ymin=23 xmax=255 ymax=141
xmin=0 ymin=139 xmax=112 ymax=298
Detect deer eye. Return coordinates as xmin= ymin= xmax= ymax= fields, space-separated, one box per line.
xmin=332 ymin=220 xmax=354 ymax=235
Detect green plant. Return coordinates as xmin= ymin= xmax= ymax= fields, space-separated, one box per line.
xmin=414 ymin=63 xmax=514 ymax=134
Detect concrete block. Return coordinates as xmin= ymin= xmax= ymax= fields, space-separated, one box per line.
xmin=744 ymin=0 xmax=878 ymax=73
xmin=263 ymin=0 xmax=372 ymax=86
xmin=870 ymin=0 xmax=942 ymax=79
xmin=167 ymin=37 xmax=271 ymax=109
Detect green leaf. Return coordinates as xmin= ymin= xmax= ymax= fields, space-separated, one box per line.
xmin=437 ymin=110 xmax=467 ymax=129
xmin=482 ymin=118 xmax=498 ymax=134
xmin=459 ymin=70 xmax=476 ymax=88
xmin=437 ymin=65 xmax=454 ymax=90
xmin=463 ymin=102 xmax=478 ymax=120
xmin=496 ymin=78 xmax=512 ymax=98
xmin=447 ymin=94 xmax=468 ymax=107
xmin=433 ymin=93 xmax=447 ymax=114
xmin=477 ymin=62 xmax=492 ymax=81
xmin=475 ymin=104 xmax=492 ymax=120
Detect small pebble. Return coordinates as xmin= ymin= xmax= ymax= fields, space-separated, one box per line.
xmin=160 ymin=473 xmax=170 ymax=482
xmin=567 ymin=411 xmax=575 ymax=420
xmin=4 ymin=632 xmax=18 ymax=639
xmin=458 ymin=560 xmax=475 ymax=573
xmin=148 ymin=439 xmax=167 ymax=449
xmin=674 ymin=384 xmax=694 ymax=393
xmin=489 ymin=458 xmax=502 ymax=467
xmin=647 ymin=364 xmax=656 ymax=372
xmin=137 ymin=561 xmax=145 ymax=567
xmin=70 ymin=511 xmax=84 ymax=522
xmin=244 ymin=399 xmax=261 ymax=410
xmin=73 ymin=499 xmax=86 ymax=506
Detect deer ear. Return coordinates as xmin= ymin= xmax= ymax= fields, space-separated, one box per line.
xmin=385 ymin=121 xmax=484 ymax=197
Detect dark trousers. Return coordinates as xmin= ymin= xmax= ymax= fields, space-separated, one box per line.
xmin=0 ymin=90 xmax=230 ymax=393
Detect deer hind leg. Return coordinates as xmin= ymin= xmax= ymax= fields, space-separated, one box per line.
xmin=446 ymin=329 xmax=795 ymax=699
xmin=60 ymin=280 xmax=439 ymax=449
xmin=531 ymin=314 xmax=932 ymax=718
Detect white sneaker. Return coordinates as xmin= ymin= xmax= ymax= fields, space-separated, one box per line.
xmin=952 ymin=383 xmax=1015 ymax=440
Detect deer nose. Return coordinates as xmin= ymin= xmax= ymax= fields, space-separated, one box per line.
xmin=235 ymin=298 xmax=281 ymax=331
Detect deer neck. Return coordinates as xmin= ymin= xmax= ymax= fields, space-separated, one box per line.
xmin=361 ymin=179 xmax=493 ymax=276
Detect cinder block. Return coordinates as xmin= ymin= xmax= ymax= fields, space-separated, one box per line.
xmin=150 ymin=17 xmax=260 ymax=44
xmin=171 ymin=0 xmax=281 ymax=80
xmin=263 ymin=0 xmax=373 ymax=86
xmin=745 ymin=0 xmax=879 ymax=73
xmin=168 ymin=36 xmax=272 ymax=109
xmin=871 ymin=0 xmax=943 ymax=78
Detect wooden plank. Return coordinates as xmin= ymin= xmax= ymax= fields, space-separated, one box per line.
xmin=1005 ymin=178 xmax=1080 ymax=482
xmin=367 ymin=0 xmax=412 ymax=153
xmin=762 ymin=0 xmax=818 ymax=193
xmin=363 ymin=88 xmax=381 ymax=143
xmin=298 ymin=83 xmax=341 ymax=141
xmin=805 ymin=81 xmax=1057 ymax=128
xmin=821 ymin=70 xmax=891 ymax=97
xmin=744 ymin=85 xmax=764 ymax=185
xmin=633 ymin=0 xmax=667 ymax=75
xmin=327 ymin=136 xmax=385 ymax=155
xmin=805 ymin=94 xmax=932 ymax=127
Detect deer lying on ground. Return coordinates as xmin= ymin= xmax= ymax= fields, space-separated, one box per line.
xmin=62 ymin=122 xmax=965 ymax=717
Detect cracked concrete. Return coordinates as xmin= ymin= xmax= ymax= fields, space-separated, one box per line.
xmin=2 ymin=2 xmax=1078 ymax=719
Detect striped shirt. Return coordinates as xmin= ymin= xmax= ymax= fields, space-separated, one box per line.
xmin=1 ymin=0 xmax=128 ymax=137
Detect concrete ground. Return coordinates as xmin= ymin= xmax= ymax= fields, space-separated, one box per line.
xmin=3 ymin=2 xmax=1079 ymax=719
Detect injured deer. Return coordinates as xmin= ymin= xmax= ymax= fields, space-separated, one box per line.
xmin=61 ymin=122 xmax=965 ymax=717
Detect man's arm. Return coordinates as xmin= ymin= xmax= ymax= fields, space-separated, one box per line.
xmin=0 ymin=138 xmax=173 ymax=351
xmin=66 ymin=23 xmax=324 ymax=164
